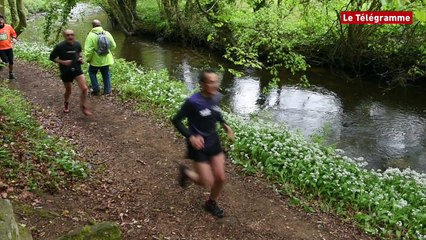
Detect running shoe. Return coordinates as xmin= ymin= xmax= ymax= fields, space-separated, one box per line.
xmin=8 ymin=73 xmax=15 ymax=80
xmin=205 ymin=199 xmax=224 ymax=218
xmin=178 ymin=164 xmax=190 ymax=188
xmin=63 ymin=102 xmax=70 ymax=113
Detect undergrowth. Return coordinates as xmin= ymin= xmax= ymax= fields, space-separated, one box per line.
xmin=0 ymin=83 xmax=88 ymax=193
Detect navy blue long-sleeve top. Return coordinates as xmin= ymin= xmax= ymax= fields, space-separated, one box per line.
xmin=172 ymin=92 xmax=226 ymax=147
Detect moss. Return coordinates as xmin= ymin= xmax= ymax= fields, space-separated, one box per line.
xmin=13 ymin=202 xmax=59 ymax=220
xmin=0 ymin=199 xmax=33 ymax=240
xmin=18 ymin=224 xmax=33 ymax=240
xmin=57 ymin=222 xmax=121 ymax=240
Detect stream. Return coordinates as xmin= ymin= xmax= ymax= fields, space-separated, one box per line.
xmin=20 ymin=4 xmax=426 ymax=172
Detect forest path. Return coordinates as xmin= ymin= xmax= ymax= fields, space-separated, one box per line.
xmin=6 ymin=62 xmax=370 ymax=240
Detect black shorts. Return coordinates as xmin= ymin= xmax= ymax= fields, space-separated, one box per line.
xmin=187 ymin=135 xmax=223 ymax=162
xmin=0 ymin=48 xmax=14 ymax=65
xmin=60 ymin=69 xmax=83 ymax=83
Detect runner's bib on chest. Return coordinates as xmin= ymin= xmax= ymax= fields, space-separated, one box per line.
xmin=0 ymin=32 xmax=8 ymax=41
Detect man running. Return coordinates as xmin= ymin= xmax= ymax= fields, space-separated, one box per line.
xmin=0 ymin=15 xmax=17 ymax=79
xmin=84 ymin=19 xmax=116 ymax=95
xmin=172 ymin=69 xmax=234 ymax=218
xmin=49 ymin=29 xmax=92 ymax=116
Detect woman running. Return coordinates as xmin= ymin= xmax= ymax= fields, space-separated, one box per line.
xmin=172 ymin=69 xmax=234 ymax=218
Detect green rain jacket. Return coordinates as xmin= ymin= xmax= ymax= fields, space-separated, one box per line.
xmin=84 ymin=27 xmax=117 ymax=67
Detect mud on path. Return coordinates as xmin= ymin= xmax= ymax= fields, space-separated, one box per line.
xmin=4 ymin=62 xmax=372 ymax=240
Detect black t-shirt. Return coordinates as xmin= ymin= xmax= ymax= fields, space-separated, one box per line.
xmin=49 ymin=41 xmax=82 ymax=74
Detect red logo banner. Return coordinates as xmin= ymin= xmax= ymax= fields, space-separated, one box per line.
xmin=340 ymin=11 xmax=413 ymax=24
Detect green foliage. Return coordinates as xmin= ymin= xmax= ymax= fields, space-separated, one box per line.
xmin=111 ymin=59 xmax=189 ymax=118
xmin=135 ymin=0 xmax=170 ymax=33
xmin=0 ymin=83 xmax=88 ymax=192
xmin=132 ymin=0 xmax=214 ymax=42
xmin=324 ymin=0 xmax=426 ymax=84
xmin=43 ymin=0 xmax=79 ymax=44
xmin=221 ymin=3 xmax=311 ymax=77
xmin=15 ymin=42 xmax=426 ymax=239
xmin=24 ymin=0 xmax=50 ymax=14
xmin=133 ymin=0 xmax=425 ymax=84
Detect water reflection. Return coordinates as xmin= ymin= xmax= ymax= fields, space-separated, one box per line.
xmin=181 ymin=58 xmax=197 ymax=92
xmin=119 ymin=37 xmax=143 ymax=63
xmin=341 ymin=101 xmax=426 ymax=169
xmin=271 ymin=87 xmax=342 ymax=139
xmin=230 ymin=77 xmax=261 ymax=115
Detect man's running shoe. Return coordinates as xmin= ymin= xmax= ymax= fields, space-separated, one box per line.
xmin=8 ymin=73 xmax=15 ymax=80
xmin=205 ymin=199 xmax=224 ymax=218
xmin=63 ymin=102 xmax=70 ymax=113
xmin=178 ymin=164 xmax=189 ymax=188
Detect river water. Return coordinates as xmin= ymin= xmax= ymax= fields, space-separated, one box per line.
xmin=20 ymin=4 xmax=426 ymax=172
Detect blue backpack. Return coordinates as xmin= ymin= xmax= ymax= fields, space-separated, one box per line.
xmin=96 ymin=31 xmax=111 ymax=56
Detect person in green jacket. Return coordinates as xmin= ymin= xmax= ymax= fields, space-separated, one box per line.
xmin=84 ymin=19 xmax=116 ymax=95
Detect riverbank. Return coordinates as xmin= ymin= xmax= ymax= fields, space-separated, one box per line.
xmin=127 ymin=0 xmax=426 ymax=85
xmin=1 ymin=60 xmax=373 ymax=239
xmin=13 ymin=42 xmax=426 ymax=239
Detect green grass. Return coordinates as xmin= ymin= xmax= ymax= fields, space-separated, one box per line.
xmin=0 ymin=83 xmax=88 ymax=193
xmin=14 ymin=42 xmax=426 ymax=239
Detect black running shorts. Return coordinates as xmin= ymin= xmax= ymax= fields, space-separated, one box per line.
xmin=60 ymin=68 xmax=83 ymax=83
xmin=187 ymin=135 xmax=223 ymax=162
xmin=0 ymin=48 xmax=14 ymax=65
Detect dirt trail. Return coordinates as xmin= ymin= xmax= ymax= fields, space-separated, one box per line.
xmin=5 ymin=62 xmax=371 ymax=240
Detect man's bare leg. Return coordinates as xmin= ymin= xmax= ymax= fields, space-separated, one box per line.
xmin=209 ymin=152 xmax=226 ymax=201
xmin=63 ymin=82 xmax=72 ymax=113
xmin=180 ymin=156 xmax=226 ymax=217
xmin=185 ymin=162 xmax=214 ymax=189
xmin=75 ymin=75 xmax=92 ymax=116
xmin=201 ymin=153 xmax=226 ymax=217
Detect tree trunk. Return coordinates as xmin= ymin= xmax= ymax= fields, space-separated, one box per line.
xmin=0 ymin=0 xmax=5 ymax=17
xmin=184 ymin=0 xmax=195 ymax=16
xmin=161 ymin=0 xmax=182 ymax=31
xmin=7 ymin=0 xmax=17 ymax=27
xmin=15 ymin=0 xmax=26 ymax=35
xmin=106 ymin=0 xmax=138 ymax=35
